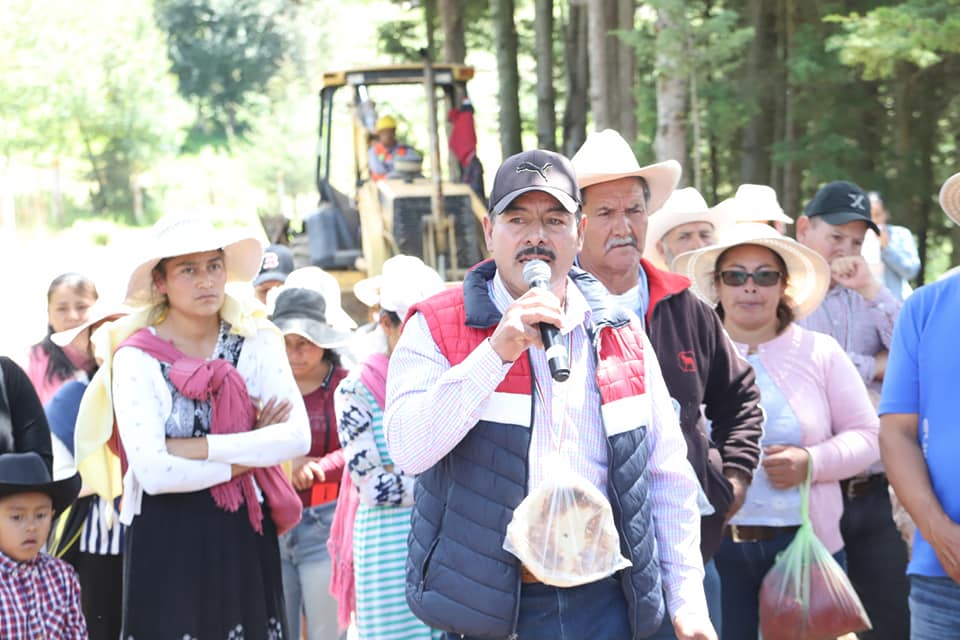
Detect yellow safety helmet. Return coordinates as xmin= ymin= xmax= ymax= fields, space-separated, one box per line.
xmin=375 ymin=115 xmax=397 ymax=132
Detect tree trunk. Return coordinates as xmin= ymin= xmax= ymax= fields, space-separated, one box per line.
xmin=653 ymin=3 xmax=687 ymax=177
xmin=491 ymin=0 xmax=522 ymax=157
xmin=587 ymin=0 xmax=613 ymax=131
xmin=562 ymin=0 xmax=589 ymax=156
xmin=438 ymin=0 xmax=466 ymax=63
xmin=535 ymin=0 xmax=557 ymax=149
xmin=739 ymin=0 xmax=779 ymax=185
xmin=616 ymin=0 xmax=637 ymax=141
xmin=780 ymin=0 xmax=801 ymax=221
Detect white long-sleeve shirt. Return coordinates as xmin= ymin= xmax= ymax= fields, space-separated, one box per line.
xmin=112 ymin=326 xmax=310 ymax=524
xmin=384 ymin=271 xmax=709 ymax=621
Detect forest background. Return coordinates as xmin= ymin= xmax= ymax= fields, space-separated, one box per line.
xmin=2 ymin=0 xmax=959 ymax=352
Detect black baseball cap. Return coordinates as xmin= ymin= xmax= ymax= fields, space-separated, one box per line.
xmin=254 ymin=244 xmax=295 ymax=286
xmin=489 ymin=149 xmax=581 ymax=215
xmin=803 ymin=180 xmax=879 ymax=234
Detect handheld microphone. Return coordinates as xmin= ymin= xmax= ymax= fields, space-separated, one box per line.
xmin=522 ymin=259 xmax=570 ymax=382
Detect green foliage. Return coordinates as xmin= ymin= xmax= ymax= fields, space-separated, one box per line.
xmin=154 ymin=0 xmax=299 ymax=144
xmin=826 ymin=1 xmax=960 ymax=80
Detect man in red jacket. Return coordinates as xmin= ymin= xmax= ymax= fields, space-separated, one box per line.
xmin=572 ymin=129 xmax=763 ymax=639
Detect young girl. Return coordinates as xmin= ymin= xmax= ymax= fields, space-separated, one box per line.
xmin=90 ymin=216 xmax=310 ymax=638
xmin=271 ymin=286 xmax=351 ymax=640
xmin=27 ymin=273 xmax=98 ymax=405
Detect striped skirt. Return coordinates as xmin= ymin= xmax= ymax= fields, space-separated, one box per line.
xmin=353 ymin=503 xmax=441 ymax=640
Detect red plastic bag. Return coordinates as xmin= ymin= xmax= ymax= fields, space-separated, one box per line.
xmin=758 ymin=470 xmax=871 ymax=639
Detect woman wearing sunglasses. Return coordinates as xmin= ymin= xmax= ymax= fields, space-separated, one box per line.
xmin=672 ymin=223 xmax=880 ymax=640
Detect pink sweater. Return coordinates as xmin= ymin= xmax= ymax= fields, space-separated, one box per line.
xmin=734 ymin=323 xmax=880 ymax=553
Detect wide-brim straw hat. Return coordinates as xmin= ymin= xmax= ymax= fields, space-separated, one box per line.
xmin=714 ymin=184 xmax=794 ymax=225
xmin=51 ymin=304 xmax=132 ymax=348
xmin=283 ymin=266 xmax=358 ymax=331
xmin=671 ymin=222 xmax=830 ymax=320
xmin=125 ymin=216 xmax=263 ymax=307
xmin=940 ymin=172 xmax=960 ymax=224
xmin=571 ymin=129 xmax=681 ymax=215
xmin=644 ymin=187 xmax=727 ymax=258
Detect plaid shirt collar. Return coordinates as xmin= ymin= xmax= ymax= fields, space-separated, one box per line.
xmin=0 ymin=550 xmax=41 ymax=576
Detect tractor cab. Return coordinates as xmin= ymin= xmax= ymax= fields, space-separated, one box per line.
xmin=299 ymin=63 xmax=488 ymax=308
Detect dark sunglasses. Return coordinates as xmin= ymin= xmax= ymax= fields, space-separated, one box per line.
xmin=718 ymin=270 xmax=783 ymax=287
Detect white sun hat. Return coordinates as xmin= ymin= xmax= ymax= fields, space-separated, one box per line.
xmin=671 ymin=222 xmax=830 ymax=320
xmin=571 ymin=129 xmax=682 ymax=215
xmin=353 ymin=275 xmax=383 ymax=309
xmin=124 ymin=216 xmax=262 ymax=307
xmin=715 ymin=184 xmax=794 ymax=225
xmin=51 ymin=303 xmax=132 ymax=348
xmin=282 ymin=266 xmax=358 ymax=331
xmin=644 ymin=187 xmax=727 ymax=259
xmin=939 ymin=172 xmax=960 ymax=224
xmin=378 ymin=255 xmax=445 ymax=319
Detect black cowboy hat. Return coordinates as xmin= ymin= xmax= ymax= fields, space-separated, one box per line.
xmin=0 ymin=453 xmax=81 ymax=514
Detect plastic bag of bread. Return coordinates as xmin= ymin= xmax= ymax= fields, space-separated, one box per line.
xmin=503 ymin=452 xmax=631 ymax=587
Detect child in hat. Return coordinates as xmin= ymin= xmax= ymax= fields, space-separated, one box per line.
xmin=0 ymin=451 xmax=86 ymax=638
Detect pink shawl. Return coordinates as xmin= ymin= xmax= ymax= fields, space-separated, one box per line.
xmin=327 ymin=352 xmax=389 ymax=631
xmin=121 ymin=329 xmax=301 ymax=535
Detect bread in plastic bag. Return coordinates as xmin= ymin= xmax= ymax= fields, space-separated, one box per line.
xmin=503 ymin=452 xmax=631 ymax=587
xmin=759 ymin=469 xmax=871 ymax=639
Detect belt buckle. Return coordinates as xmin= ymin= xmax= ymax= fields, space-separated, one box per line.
xmin=845 ymin=476 xmax=866 ymax=500
xmin=730 ymin=525 xmax=751 ymax=543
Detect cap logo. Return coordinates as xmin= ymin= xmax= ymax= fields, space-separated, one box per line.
xmin=262 ymin=252 xmax=280 ymax=270
xmin=849 ymin=193 xmax=866 ymax=210
xmin=516 ymin=161 xmax=553 ymax=182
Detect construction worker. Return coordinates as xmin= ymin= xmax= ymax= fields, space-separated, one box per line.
xmin=368 ymin=115 xmax=416 ymax=181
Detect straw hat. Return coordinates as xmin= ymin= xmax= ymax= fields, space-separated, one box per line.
xmin=671 ymin=222 xmax=830 ymax=320
xmin=283 ymin=266 xmax=357 ymax=331
xmin=940 ymin=172 xmax=960 ymax=224
xmin=644 ymin=187 xmax=725 ymax=259
xmin=125 ymin=216 xmax=262 ymax=307
xmin=353 ymin=275 xmax=382 ymax=308
xmin=714 ymin=184 xmax=794 ymax=225
xmin=571 ymin=129 xmax=681 ymax=215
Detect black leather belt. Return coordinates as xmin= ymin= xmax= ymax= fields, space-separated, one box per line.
xmin=729 ymin=524 xmax=800 ymax=543
xmin=840 ymin=473 xmax=887 ymax=500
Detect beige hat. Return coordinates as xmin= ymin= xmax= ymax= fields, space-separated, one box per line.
xmin=714 ymin=184 xmax=793 ymax=225
xmin=571 ymin=129 xmax=681 ymax=215
xmin=51 ymin=304 xmax=131 ymax=348
xmin=671 ymin=222 xmax=829 ymax=320
xmin=125 ymin=216 xmax=262 ymax=307
xmin=644 ymin=187 xmax=725 ymax=259
xmin=283 ymin=266 xmax=357 ymax=331
xmin=939 ymin=172 xmax=960 ymax=224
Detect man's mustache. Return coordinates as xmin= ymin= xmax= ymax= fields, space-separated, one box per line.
xmin=606 ymin=236 xmax=638 ymax=251
xmin=515 ymin=246 xmax=557 ymax=261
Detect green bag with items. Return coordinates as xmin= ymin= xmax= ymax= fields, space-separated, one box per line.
xmin=758 ymin=467 xmax=871 ymax=640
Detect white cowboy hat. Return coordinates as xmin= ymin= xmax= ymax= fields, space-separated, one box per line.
xmin=714 ymin=184 xmax=794 ymax=225
xmin=671 ymin=222 xmax=830 ymax=320
xmin=939 ymin=172 xmax=960 ymax=224
xmin=124 ymin=216 xmax=263 ymax=307
xmin=571 ymin=129 xmax=681 ymax=215
xmin=283 ymin=266 xmax=358 ymax=331
xmin=644 ymin=187 xmax=726 ymax=259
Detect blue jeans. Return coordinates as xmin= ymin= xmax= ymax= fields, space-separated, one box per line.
xmin=648 ymin=558 xmax=722 ymax=639
xmin=715 ymin=529 xmax=846 ymax=640
xmin=279 ymin=502 xmax=342 ymax=640
xmin=909 ymin=575 xmax=960 ymax=640
xmin=445 ymin=575 xmax=631 ymax=640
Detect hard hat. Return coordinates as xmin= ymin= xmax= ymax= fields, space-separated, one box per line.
xmin=375 ymin=115 xmax=397 ymax=132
